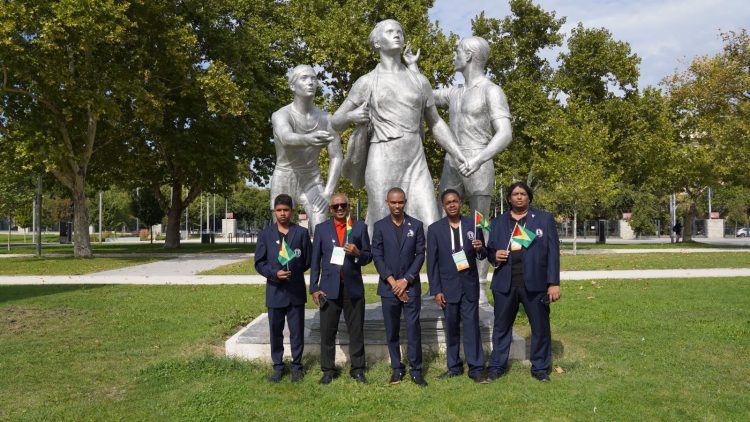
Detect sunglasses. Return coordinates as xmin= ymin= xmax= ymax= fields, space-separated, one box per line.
xmin=331 ymin=203 xmax=349 ymax=210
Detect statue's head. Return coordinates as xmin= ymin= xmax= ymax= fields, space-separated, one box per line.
xmin=368 ymin=19 xmax=405 ymax=52
xmin=287 ymin=65 xmax=318 ymax=96
xmin=455 ymin=36 xmax=490 ymax=71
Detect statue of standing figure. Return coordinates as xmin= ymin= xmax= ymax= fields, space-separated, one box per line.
xmin=407 ymin=36 xmax=513 ymax=286
xmin=331 ymin=19 xmax=473 ymax=233
xmin=270 ymin=65 xmax=343 ymax=237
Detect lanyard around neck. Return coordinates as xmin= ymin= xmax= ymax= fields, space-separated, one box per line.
xmin=450 ymin=221 xmax=463 ymax=251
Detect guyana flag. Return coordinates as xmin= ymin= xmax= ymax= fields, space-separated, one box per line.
xmin=475 ymin=210 xmax=491 ymax=231
xmin=345 ymin=214 xmax=353 ymax=239
xmin=277 ymin=238 xmax=295 ymax=266
xmin=511 ymin=222 xmax=536 ymax=248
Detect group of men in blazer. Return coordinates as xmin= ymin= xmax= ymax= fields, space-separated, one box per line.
xmin=253 ymin=181 xmax=561 ymax=386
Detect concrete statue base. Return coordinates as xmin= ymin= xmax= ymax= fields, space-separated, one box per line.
xmin=225 ymin=299 xmax=527 ymax=365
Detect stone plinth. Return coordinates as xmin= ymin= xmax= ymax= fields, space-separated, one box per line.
xmin=222 ymin=218 xmax=237 ymax=237
xmin=619 ymin=219 xmax=636 ymax=240
xmin=225 ymin=300 xmax=527 ymax=365
xmin=706 ymin=219 xmax=724 ymax=239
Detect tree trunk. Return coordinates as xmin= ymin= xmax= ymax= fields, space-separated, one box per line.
xmin=71 ymin=179 xmax=93 ymax=258
xmin=164 ymin=191 xmax=184 ymax=249
xmin=573 ymin=210 xmax=578 ymax=255
xmin=683 ymin=199 xmax=699 ymax=242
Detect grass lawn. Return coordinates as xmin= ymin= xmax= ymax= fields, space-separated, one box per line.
xmin=1 ymin=233 xmax=61 ymax=244
xmin=0 ymin=242 xmax=255 ymax=255
xmin=1 ymin=279 xmax=748 ymax=420
xmin=0 ymin=257 xmax=167 ymax=276
xmin=560 ymin=240 xmax=748 ymax=250
xmin=199 ymin=251 xmax=750 ymax=275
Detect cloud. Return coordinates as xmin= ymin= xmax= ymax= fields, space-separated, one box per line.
xmin=429 ymin=0 xmax=750 ymax=88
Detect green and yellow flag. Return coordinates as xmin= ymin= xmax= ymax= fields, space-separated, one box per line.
xmin=278 ymin=238 xmax=295 ymax=266
xmin=475 ymin=210 xmax=491 ymax=231
xmin=511 ymin=222 xmax=536 ymax=248
xmin=345 ymin=214 xmax=353 ymax=241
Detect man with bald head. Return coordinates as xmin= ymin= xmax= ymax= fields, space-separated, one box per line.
xmin=271 ymin=64 xmax=343 ymax=237
xmin=310 ymin=192 xmax=372 ymax=384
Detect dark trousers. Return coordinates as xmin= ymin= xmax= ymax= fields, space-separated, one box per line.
xmin=489 ymin=287 xmax=551 ymax=374
xmin=381 ymin=295 xmax=423 ymax=374
xmin=443 ymin=294 xmax=484 ymax=376
xmin=319 ymin=285 xmax=365 ymax=375
xmin=268 ymin=304 xmax=305 ymax=371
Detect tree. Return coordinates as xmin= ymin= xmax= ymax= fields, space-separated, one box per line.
xmin=664 ymin=30 xmax=750 ymax=240
xmin=130 ymin=189 xmax=164 ymax=244
xmin=533 ymin=102 xmax=618 ymax=252
xmin=1 ymin=0 xmax=145 ymax=257
xmin=112 ymin=0 xmax=287 ymax=248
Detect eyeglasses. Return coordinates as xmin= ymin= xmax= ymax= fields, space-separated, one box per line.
xmin=331 ymin=203 xmax=349 ymax=210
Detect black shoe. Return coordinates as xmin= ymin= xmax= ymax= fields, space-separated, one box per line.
xmin=411 ymin=373 xmax=428 ymax=387
xmin=389 ymin=370 xmax=405 ymax=385
xmin=468 ymin=372 xmax=488 ymax=384
xmin=291 ymin=369 xmax=304 ymax=384
xmin=487 ymin=370 xmax=505 ymax=381
xmin=268 ymin=369 xmax=284 ymax=383
xmin=319 ymin=372 xmax=335 ymax=385
xmin=352 ymin=372 xmax=367 ymax=384
xmin=532 ymin=371 xmax=550 ymax=382
xmin=437 ymin=370 xmax=462 ymax=380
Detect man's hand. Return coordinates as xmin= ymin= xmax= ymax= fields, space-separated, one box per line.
xmin=471 ymin=239 xmax=483 ymax=252
xmin=312 ymin=290 xmax=326 ymax=306
xmin=343 ymin=243 xmax=360 ymax=257
xmin=455 ymin=152 xmax=474 ymax=176
xmin=305 ymin=130 xmax=334 ymax=146
xmin=397 ymin=290 xmax=409 ymax=303
xmin=495 ymin=250 xmax=509 ymax=264
xmin=391 ymin=278 xmax=408 ymax=297
xmin=347 ymin=102 xmax=369 ymax=125
xmin=547 ymin=285 xmax=561 ymax=303
xmin=463 ymin=156 xmax=483 ymax=177
xmin=434 ymin=293 xmax=447 ymax=309
xmin=276 ymin=269 xmax=291 ymax=281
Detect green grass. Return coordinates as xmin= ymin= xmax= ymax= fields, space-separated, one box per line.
xmin=0 ymin=257 xmax=167 ymax=275
xmin=560 ymin=240 xmax=748 ymax=250
xmin=0 ymin=233 xmax=60 ymax=244
xmin=200 ymin=251 xmax=750 ymax=275
xmin=1 ymin=279 xmax=748 ymax=420
xmin=0 ymin=242 xmax=255 ymax=255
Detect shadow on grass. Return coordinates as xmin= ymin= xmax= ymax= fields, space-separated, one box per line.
xmin=0 ymin=284 xmax=108 ymax=304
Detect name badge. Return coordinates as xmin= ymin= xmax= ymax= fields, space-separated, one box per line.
xmin=330 ymin=246 xmax=346 ymax=266
xmin=452 ymin=250 xmax=470 ymax=272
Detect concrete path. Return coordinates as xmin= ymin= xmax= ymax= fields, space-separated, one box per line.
xmin=89 ymin=253 xmax=250 ymax=277
xmin=2 ymin=268 xmax=750 ymax=285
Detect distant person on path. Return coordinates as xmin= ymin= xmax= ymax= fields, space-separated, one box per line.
xmin=271 ymin=65 xmax=343 ymax=237
xmin=371 ymin=187 xmax=427 ymax=387
xmin=486 ymin=182 xmax=560 ymax=382
xmin=427 ymin=189 xmax=488 ymax=383
xmin=310 ymin=193 xmax=372 ymax=384
xmin=673 ymin=220 xmax=683 ymax=243
xmin=254 ymin=194 xmax=312 ymax=384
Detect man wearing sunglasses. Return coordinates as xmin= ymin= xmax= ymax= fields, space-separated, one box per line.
xmin=310 ymin=193 xmax=372 ymax=384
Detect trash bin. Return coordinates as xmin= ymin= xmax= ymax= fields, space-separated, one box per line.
xmin=597 ymin=220 xmax=607 ymax=244
xmin=59 ymin=221 xmax=73 ymax=244
xmin=201 ymin=233 xmax=215 ymax=244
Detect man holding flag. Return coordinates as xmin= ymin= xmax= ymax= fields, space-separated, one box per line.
xmin=310 ymin=192 xmax=372 ymax=384
xmin=254 ymin=194 xmax=312 ymax=384
xmin=486 ymin=182 xmax=561 ymax=382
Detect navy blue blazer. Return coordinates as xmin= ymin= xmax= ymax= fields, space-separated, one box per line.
xmin=254 ymin=223 xmax=312 ymax=307
xmin=310 ymin=218 xmax=372 ymax=300
xmin=486 ymin=207 xmax=560 ymax=294
xmin=372 ymin=214 xmax=425 ymax=298
xmin=427 ymin=216 xmax=487 ymax=303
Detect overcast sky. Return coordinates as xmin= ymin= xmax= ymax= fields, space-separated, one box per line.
xmin=429 ymin=0 xmax=750 ymax=88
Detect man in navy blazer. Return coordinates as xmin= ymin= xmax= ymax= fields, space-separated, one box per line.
xmin=254 ymin=194 xmax=312 ymax=384
xmin=486 ymin=182 xmax=561 ymax=382
xmin=427 ymin=189 xmax=488 ymax=383
xmin=310 ymin=192 xmax=373 ymax=384
xmin=372 ymin=187 xmax=427 ymax=387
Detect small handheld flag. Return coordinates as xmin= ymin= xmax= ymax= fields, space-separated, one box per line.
xmin=475 ymin=210 xmax=491 ymax=232
xmin=345 ymin=214 xmax=353 ymax=244
xmin=511 ymin=223 xmax=536 ymax=249
xmin=278 ymin=238 xmax=295 ymax=266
